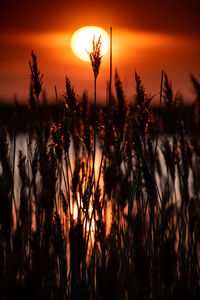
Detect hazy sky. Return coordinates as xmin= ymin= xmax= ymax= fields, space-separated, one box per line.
xmin=1 ymin=0 xmax=200 ymax=34
xmin=0 ymin=0 xmax=200 ymax=103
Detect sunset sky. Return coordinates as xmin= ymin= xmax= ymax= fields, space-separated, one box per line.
xmin=0 ymin=0 xmax=200 ymax=104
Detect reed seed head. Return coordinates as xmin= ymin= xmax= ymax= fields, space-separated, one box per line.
xmin=29 ymin=50 xmax=43 ymax=103
xmin=87 ymin=35 xmax=102 ymax=79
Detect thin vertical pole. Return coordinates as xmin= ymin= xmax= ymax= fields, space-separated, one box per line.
xmin=109 ymin=26 xmax=112 ymax=105
xmin=154 ymin=70 xmax=164 ymax=158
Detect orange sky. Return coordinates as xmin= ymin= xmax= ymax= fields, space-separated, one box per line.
xmin=0 ymin=1 xmax=200 ymax=104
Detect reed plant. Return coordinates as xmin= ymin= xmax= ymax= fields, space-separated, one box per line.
xmin=0 ymin=51 xmax=200 ymax=299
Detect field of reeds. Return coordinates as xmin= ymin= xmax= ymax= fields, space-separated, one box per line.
xmin=0 ymin=49 xmax=200 ymax=299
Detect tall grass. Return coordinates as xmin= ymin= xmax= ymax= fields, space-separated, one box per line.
xmin=0 ymin=52 xmax=200 ymax=299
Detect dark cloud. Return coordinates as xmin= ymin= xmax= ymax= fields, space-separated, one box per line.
xmin=1 ymin=0 xmax=200 ymax=34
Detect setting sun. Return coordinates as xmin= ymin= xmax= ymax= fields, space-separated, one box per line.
xmin=71 ymin=26 xmax=110 ymax=62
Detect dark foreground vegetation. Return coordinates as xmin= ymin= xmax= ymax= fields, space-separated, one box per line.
xmin=0 ymin=51 xmax=200 ymax=299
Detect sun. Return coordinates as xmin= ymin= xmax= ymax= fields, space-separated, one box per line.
xmin=71 ymin=26 xmax=110 ymax=62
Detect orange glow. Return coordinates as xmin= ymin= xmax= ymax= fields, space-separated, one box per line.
xmin=0 ymin=29 xmax=200 ymax=103
xmin=73 ymin=202 xmax=78 ymax=219
xmin=71 ymin=26 xmax=110 ymax=62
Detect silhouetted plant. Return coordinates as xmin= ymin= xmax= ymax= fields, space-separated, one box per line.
xmin=1 ymin=51 xmax=200 ymax=299
xmin=29 ymin=50 xmax=43 ymax=104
